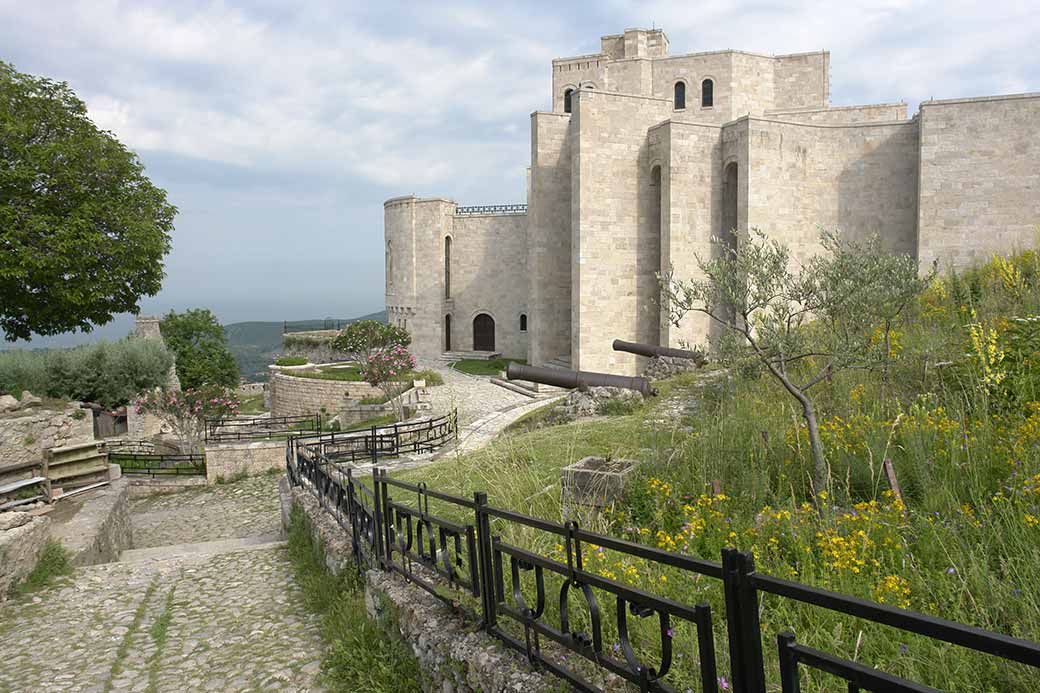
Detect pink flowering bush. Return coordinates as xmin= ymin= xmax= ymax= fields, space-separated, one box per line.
xmin=359 ymin=344 xmax=416 ymax=420
xmin=136 ymin=385 xmax=239 ymax=453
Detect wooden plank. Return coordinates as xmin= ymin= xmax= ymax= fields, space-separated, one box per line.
xmin=49 ymin=449 xmax=108 ymax=465
xmin=55 ymin=470 xmax=110 ymax=491
xmin=48 ymin=441 xmax=104 ymax=455
xmin=47 ymin=459 xmax=108 ymax=482
xmin=59 ymin=480 xmax=110 ymax=499
xmin=0 ymin=476 xmax=47 ymax=495
xmin=0 ymin=495 xmax=45 ymax=511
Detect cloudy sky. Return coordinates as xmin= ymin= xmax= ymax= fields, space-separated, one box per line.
xmin=2 ymin=0 xmax=1037 ymax=345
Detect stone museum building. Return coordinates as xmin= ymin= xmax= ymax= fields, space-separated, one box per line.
xmin=384 ymin=28 xmax=1040 ymax=375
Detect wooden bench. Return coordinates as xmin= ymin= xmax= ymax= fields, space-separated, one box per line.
xmin=0 ymin=460 xmax=52 ymax=510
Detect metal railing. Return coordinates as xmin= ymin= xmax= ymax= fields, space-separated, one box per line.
xmin=205 ymin=413 xmax=321 ymax=442
xmin=109 ymin=452 xmax=206 ymax=477
xmin=286 ymin=450 xmax=1040 ymax=693
xmin=282 ymin=319 xmax=349 ymax=334
xmin=454 ymin=204 xmax=528 ymax=216
xmin=290 ymin=411 xmax=457 ymax=467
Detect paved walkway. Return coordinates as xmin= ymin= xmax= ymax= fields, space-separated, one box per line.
xmin=421 ymin=359 xmax=532 ymax=425
xmin=0 ymin=476 xmax=324 ymax=693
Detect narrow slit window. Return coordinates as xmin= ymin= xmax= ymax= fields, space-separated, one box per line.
xmin=702 ymin=79 xmax=714 ymax=108
xmin=520 ymin=314 xmax=527 ymax=332
xmin=674 ymin=81 xmax=686 ymax=110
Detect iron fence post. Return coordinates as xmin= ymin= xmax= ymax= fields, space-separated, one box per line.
xmin=722 ymin=548 xmax=766 ymax=693
xmin=777 ymin=632 xmax=800 ymax=693
xmin=371 ymin=468 xmax=385 ymax=566
xmin=371 ymin=425 xmax=378 ymax=465
xmin=473 ymin=490 xmax=496 ymax=632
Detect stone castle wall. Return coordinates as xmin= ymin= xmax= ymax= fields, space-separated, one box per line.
xmin=205 ymin=440 xmax=285 ymax=482
xmin=269 ymin=372 xmax=380 ymax=418
xmin=528 ymin=112 xmax=574 ymax=366
xmin=572 ymin=89 xmax=674 ymax=374
xmin=385 ymin=196 xmax=529 ymax=360
xmin=744 ymin=116 xmax=920 ymax=266
xmin=386 ymin=29 xmax=1040 ymax=376
xmin=918 ymin=93 xmax=1040 ymax=271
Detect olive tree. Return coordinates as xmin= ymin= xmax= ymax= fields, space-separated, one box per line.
xmin=0 ymin=62 xmax=175 ymax=341
xmin=661 ymin=229 xmax=931 ymax=498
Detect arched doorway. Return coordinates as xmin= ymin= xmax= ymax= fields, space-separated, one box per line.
xmin=444 ymin=314 xmax=452 ymax=352
xmin=473 ymin=314 xmax=495 ymax=351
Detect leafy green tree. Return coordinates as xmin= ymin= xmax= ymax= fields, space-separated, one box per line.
xmin=661 ymin=230 xmax=931 ymax=498
xmin=331 ymin=320 xmax=411 ymax=366
xmin=0 ymin=62 xmax=176 ymax=341
xmin=160 ymin=309 xmax=239 ymax=390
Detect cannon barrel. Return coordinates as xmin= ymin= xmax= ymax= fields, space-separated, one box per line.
xmin=612 ymin=339 xmax=702 ymax=361
xmin=506 ymin=363 xmax=657 ymax=397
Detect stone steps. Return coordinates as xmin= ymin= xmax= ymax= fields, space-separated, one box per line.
xmin=439 ymin=350 xmax=501 ymax=362
xmin=119 ymin=534 xmax=285 ymax=564
xmin=489 ymin=378 xmax=539 ymax=398
xmin=544 ymin=355 xmax=572 ymax=371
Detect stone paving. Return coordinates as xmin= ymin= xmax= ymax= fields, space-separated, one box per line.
xmin=129 ymin=474 xmax=282 ymax=549
xmin=420 ymin=359 xmax=531 ymax=425
xmin=0 ymin=367 xmax=556 ymax=693
xmin=0 ymin=475 xmax=323 ymax=693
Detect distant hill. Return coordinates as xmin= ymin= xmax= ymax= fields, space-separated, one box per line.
xmin=225 ymin=310 xmax=386 ymax=382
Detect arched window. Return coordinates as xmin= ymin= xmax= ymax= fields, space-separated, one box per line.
xmin=519 ymin=314 xmax=527 ymax=332
xmin=444 ymin=236 xmax=452 ymax=299
xmin=674 ymin=81 xmax=686 ymax=110
xmin=564 ymin=88 xmax=574 ymax=114
xmin=701 ymin=79 xmax=714 ymax=108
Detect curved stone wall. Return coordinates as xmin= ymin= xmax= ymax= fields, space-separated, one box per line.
xmin=269 ymin=373 xmax=381 ymax=418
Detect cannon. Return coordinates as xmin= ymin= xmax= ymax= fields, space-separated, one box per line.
xmin=506 ymin=363 xmax=657 ymax=397
xmin=612 ymin=339 xmax=704 ymax=362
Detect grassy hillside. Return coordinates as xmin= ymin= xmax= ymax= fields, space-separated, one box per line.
xmin=225 ymin=310 xmax=386 ymax=381
xmin=390 ymin=251 xmax=1040 ymax=691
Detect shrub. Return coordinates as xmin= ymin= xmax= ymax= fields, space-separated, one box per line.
xmin=275 ymin=356 xmax=309 ymax=366
xmin=136 ymin=386 xmax=239 ymax=453
xmin=0 ymin=340 xmax=173 ymax=408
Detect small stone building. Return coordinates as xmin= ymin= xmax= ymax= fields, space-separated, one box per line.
xmin=384 ymin=27 xmax=1040 ymax=375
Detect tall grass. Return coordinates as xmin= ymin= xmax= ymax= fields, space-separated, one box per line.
xmin=380 ymin=250 xmax=1040 ymax=691
xmin=286 ymin=507 xmax=421 ymax=692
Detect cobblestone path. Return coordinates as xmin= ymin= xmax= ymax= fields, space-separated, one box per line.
xmin=130 ymin=474 xmax=282 ymax=548
xmin=419 ymin=359 xmax=530 ymax=425
xmin=0 ymin=475 xmax=324 ymax=692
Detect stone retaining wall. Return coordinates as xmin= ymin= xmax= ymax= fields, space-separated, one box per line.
xmin=279 ymin=477 xmax=558 ymax=692
xmin=0 ymin=512 xmax=50 ymax=600
xmin=204 ymin=440 xmax=286 ymax=483
xmin=281 ymin=331 xmax=353 ymax=364
xmin=0 ymin=402 xmax=94 ymax=473
xmin=126 ymin=476 xmax=208 ymax=497
xmin=269 ymin=372 xmax=381 ymax=418
xmin=49 ymin=479 xmax=132 ymax=566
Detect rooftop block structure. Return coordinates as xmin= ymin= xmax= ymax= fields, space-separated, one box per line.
xmin=385 ymin=28 xmax=1040 ymax=375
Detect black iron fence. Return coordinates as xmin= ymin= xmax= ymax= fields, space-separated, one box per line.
xmin=454 ymin=204 xmax=528 ymax=216
xmin=109 ymin=451 xmax=206 ymax=477
xmin=290 ymin=411 xmax=457 ymax=467
xmin=286 ymin=448 xmax=1040 ymax=693
xmin=282 ymin=319 xmax=350 ymax=334
xmin=205 ymin=413 xmax=321 ymax=442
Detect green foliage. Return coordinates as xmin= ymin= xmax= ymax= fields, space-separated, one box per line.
xmin=287 ymin=507 xmax=421 ymax=692
xmin=451 ymin=358 xmax=524 ymax=376
xmin=136 ymin=385 xmax=239 ymax=453
xmin=274 ymin=356 xmax=308 ymax=366
xmin=330 ymin=320 xmax=410 ymax=364
xmin=0 ymin=339 xmax=173 ymax=408
xmin=289 ymin=367 xmax=364 ymax=382
xmin=663 ymin=230 xmax=930 ymax=495
xmin=412 ymin=368 xmax=444 ymax=386
xmin=160 ymin=309 xmax=239 ymax=389
xmin=15 ymin=541 xmax=72 ymax=595
xmin=237 ymin=393 xmax=266 ymax=414
xmin=389 ymin=248 xmax=1040 ymax=691
xmin=0 ymin=62 xmax=175 ymax=341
